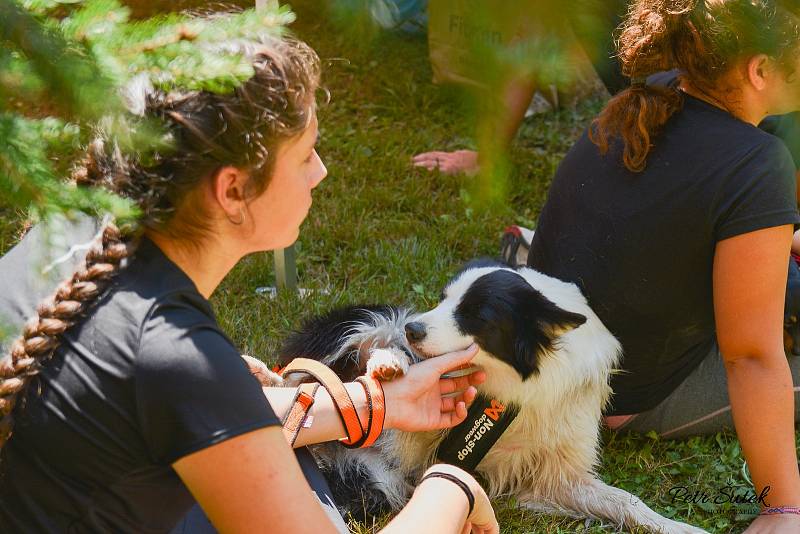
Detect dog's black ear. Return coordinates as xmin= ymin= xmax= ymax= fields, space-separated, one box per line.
xmin=454 ymin=269 xmax=587 ymax=380
xmin=536 ymin=301 xmax=587 ymax=338
xmin=456 ymin=257 xmax=510 ymax=275
xmin=511 ymin=289 xmax=586 ymax=379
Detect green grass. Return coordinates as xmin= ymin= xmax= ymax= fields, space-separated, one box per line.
xmin=211 ymin=4 xmax=772 ymax=532
xmin=1 ymin=2 xmax=796 ymax=533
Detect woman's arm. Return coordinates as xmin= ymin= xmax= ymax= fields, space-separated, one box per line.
xmin=174 ymin=431 xmax=499 ymax=534
xmin=262 ymin=345 xmax=485 ymax=448
xmin=713 ymin=225 xmax=800 ymax=530
xmin=174 ymin=426 xmax=340 ymax=534
xmin=173 ymin=347 xmax=494 ymax=534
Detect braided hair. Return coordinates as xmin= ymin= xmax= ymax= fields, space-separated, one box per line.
xmin=0 ymin=36 xmax=320 ymax=450
xmin=590 ymin=0 xmax=800 ymax=172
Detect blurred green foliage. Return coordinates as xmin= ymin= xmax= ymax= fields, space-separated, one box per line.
xmin=326 ymin=0 xmax=623 ymax=209
xmin=0 ymin=0 xmax=294 ymax=226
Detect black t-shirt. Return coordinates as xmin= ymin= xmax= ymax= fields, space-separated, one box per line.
xmin=0 ymin=215 xmax=280 ymax=533
xmin=528 ymin=92 xmax=800 ymax=415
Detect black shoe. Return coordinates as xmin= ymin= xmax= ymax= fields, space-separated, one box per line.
xmin=499 ymin=225 xmax=534 ymax=268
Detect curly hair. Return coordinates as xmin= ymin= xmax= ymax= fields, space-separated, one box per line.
xmin=0 ymin=36 xmax=320 ymax=450
xmin=590 ymin=0 xmax=800 ymax=172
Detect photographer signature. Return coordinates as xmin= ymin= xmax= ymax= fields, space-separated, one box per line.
xmin=666 ymin=485 xmax=770 ymax=506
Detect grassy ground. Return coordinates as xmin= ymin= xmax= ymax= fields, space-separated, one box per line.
xmin=215 ymin=4 xmax=772 ymax=532
xmin=1 ymin=2 xmax=796 ymax=533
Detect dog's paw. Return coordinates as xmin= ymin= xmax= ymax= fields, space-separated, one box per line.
xmin=366 ymin=348 xmax=409 ymax=381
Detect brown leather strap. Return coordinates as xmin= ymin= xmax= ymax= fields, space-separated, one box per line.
xmin=281 ymin=382 xmax=319 ymax=447
xmin=281 ymin=358 xmax=365 ymax=446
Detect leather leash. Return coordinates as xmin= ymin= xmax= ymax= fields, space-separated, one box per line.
xmin=279 ymin=358 xmax=384 ymax=448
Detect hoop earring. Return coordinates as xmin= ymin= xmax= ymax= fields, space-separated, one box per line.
xmin=227 ymin=207 xmax=245 ymax=226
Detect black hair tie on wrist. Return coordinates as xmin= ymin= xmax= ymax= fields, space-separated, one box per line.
xmin=420 ymin=472 xmax=475 ymax=516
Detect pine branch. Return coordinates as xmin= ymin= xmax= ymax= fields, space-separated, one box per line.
xmin=0 ymin=0 xmax=297 ymax=222
xmin=0 ymin=0 xmax=118 ymax=120
xmin=0 ymin=113 xmax=137 ymax=221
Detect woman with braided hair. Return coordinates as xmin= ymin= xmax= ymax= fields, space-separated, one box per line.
xmin=527 ymin=0 xmax=800 ymax=531
xmin=0 ymin=37 xmax=499 ymax=534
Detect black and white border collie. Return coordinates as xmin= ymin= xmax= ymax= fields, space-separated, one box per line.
xmin=274 ymin=260 xmax=707 ymax=534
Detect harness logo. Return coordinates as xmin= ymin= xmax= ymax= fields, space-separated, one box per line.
xmin=454 ymin=398 xmax=507 ymax=462
xmin=436 ymin=394 xmax=519 ymax=471
xmin=484 ymin=399 xmax=505 ymax=421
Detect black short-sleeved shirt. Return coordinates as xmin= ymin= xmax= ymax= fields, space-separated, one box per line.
xmin=0 ymin=215 xmax=280 ymax=533
xmin=528 ymin=91 xmax=800 ymax=415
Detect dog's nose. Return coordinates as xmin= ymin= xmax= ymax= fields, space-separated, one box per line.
xmin=405 ymin=322 xmax=427 ymax=342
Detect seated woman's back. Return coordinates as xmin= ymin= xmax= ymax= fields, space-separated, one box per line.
xmin=529 ymin=78 xmax=798 ymax=415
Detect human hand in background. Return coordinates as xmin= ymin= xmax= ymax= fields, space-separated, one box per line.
xmin=241 ymin=354 xmax=283 ymax=386
xmin=412 ymin=149 xmax=479 ymax=176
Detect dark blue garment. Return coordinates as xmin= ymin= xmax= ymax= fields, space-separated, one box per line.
xmin=371 ymin=0 xmax=428 ymax=32
xmin=785 ymin=258 xmax=800 ymax=355
xmin=171 ymin=448 xmax=348 ymax=534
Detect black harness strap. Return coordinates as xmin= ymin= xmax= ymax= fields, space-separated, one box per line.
xmin=436 ymin=394 xmax=520 ymax=472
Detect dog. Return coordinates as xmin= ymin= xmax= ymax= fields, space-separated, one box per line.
xmin=272 ymin=259 xmax=707 ymax=534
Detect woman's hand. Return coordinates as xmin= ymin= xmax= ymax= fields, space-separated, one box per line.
xmin=412 ymin=150 xmax=480 ymax=176
xmin=381 ymin=344 xmax=486 ymax=432
xmin=380 ymin=461 xmax=498 ymax=534
xmin=418 ymin=464 xmax=499 ymax=534
xmin=743 ymin=513 xmax=800 ymax=532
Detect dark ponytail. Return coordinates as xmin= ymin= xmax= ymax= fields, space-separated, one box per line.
xmin=0 ymin=221 xmax=136 ymax=444
xmin=590 ymin=0 xmax=800 ymax=172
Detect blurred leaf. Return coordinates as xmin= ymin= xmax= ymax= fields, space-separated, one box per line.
xmin=0 ymin=0 xmax=295 ymax=222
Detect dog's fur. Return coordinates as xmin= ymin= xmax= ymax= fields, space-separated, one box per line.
xmin=274 ymin=260 xmax=707 ymax=533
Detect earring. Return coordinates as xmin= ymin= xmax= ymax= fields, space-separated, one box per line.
xmin=227 ymin=207 xmax=245 ymax=226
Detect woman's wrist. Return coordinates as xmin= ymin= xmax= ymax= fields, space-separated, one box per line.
xmin=382 ymin=469 xmax=473 ymax=534
xmin=760 ymin=505 xmax=800 ymax=515
xmin=414 ymin=474 xmax=471 ymax=520
xmin=421 ymin=464 xmax=482 ymax=504
xmin=419 ymin=472 xmax=475 ymax=515
xmin=340 ymin=375 xmax=385 ymax=448
xmin=377 ymin=378 xmax=398 ymax=430
xmin=342 ymin=382 xmax=372 ymax=438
